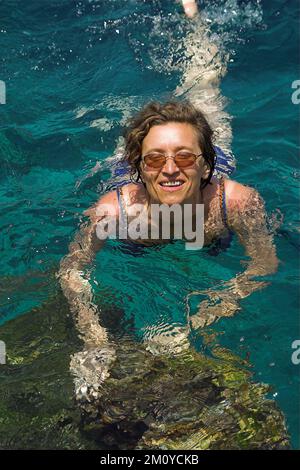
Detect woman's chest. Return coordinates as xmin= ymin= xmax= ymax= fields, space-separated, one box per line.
xmin=121 ymin=195 xmax=226 ymax=246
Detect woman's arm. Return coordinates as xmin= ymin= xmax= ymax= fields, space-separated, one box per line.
xmin=225 ymin=185 xmax=278 ymax=296
xmin=58 ymin=218 xmax=107 ymax=347
xmin=229 ymin=185 xmax=278 ymax=271
xmin=57 ymin=191 xmax=119 ymax=347
xmin=190 ymin=184 xmax=279 ymax=329
xmin=57 ymin=192 xmax=120 ymax=402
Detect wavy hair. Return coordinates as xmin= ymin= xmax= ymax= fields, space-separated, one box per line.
xmin=123 ymin=100 xmax=216 ymax=189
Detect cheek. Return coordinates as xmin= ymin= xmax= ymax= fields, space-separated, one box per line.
xmin=195 ymin=162 xmax=209 ymax=181
xmin=142 ymin=171 xmax=152 ymax=181
xmin=140 ymin=166 xmax=150 ymax=182
xmin=141 ymin=170 xmax=157 ymax=187
xmin=189 ymin=170 xmax=202 ymax=183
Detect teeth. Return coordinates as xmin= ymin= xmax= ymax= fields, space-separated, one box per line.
xmin=161 ymin=181 xmax=183 ymax=187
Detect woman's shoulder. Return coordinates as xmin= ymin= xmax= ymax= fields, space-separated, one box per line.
xmin=83 ymin=189 xmax=120 ymax=221
xmin=83 ymin=183 xmax=145 ymax=221
xmin=204 ymin=177 xmax=252 ymax=204
xmin=224 ymin=178 xmax=262 ymax=211
xmin=115 ymin=183 xmax=147 ymax=208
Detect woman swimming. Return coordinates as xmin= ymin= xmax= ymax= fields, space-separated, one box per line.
xmin=57 ymin=9 xmax=278 ymax=401
xmin=58 ymin=99 xmax=278 ymax=400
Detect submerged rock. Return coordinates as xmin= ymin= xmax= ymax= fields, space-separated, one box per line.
xmin=0 ymin=292 xmax=290 ymax=450
xmin=78 ymin=339 xmax=290 ymax=450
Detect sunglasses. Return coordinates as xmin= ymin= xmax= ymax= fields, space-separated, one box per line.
xmin=142 ymin=151 xmax=202 ymax=169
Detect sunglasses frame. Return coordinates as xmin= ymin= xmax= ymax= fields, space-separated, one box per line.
xmin=141 ymin=152 xmax=203 ymax=170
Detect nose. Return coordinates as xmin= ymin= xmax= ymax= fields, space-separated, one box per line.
xmin=161 ymin=156 xmax=180 ymax=176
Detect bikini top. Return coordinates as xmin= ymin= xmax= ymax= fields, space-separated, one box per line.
xmin=219 ymin=177 xmax=230 ymax=229
xmin=116 ymin=177 xmax=230 ymax=231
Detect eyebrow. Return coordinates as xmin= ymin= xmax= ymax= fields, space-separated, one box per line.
xmin=144 ymin=146 xmax=196 ymax=153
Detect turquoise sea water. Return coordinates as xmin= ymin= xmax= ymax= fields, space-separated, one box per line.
xmin=0 ymin=0 xmax=299 ymax=448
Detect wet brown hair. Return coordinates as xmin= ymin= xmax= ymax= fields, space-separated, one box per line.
xmin=123 ymin=100 xmax=216 ymax=189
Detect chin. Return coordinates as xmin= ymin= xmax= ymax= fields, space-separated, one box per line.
xmin=157 ymin=192 xmax=186 ymax=206
xmin=157 ymin=184 xmax=194 ymax=204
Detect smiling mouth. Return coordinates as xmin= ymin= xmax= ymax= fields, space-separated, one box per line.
xmin=159 ymin=180 xmax=185 ymax=187
xmin=158 ymin=180 xmax=185 ymax=192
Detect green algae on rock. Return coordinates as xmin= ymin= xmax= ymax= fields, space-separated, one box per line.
xmin=0 ymin=293 xmax=290 ymax=450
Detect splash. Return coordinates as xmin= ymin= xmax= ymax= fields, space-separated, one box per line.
xmin=145 ymin=0 xmax=263 ymax=153
xmin=76 ymin=1 xmax=264 ymax=183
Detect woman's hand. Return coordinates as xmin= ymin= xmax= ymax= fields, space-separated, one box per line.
xmin=189 ymin=274 xmax=269 ymax=330
xmin=70 ymin=344 xmax=117 ymax=405
xmin=190 ymin=292 xmax=240 ymax=330
xmin=224 ymin=275 xmax=269 ymax=300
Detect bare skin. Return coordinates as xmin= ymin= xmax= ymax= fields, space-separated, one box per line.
xmin=58 ymin=15 xmax=277 ymax=396
xmin=181 ymin=0 xmax=199 ymax=19
xmin=59 ymin=122 xmax=278 ymax=357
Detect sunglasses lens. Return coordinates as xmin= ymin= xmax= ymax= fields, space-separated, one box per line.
xmin=144 ymin=152 xmax=197 ymax=169
xmin=175 ymin=154 xmax=196 ymax=167
xmin=144 ymin=155 xmax=166 ymax=168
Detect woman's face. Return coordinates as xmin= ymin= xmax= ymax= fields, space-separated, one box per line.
xmin=140 ymin=122 xmax=209 ymax=205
